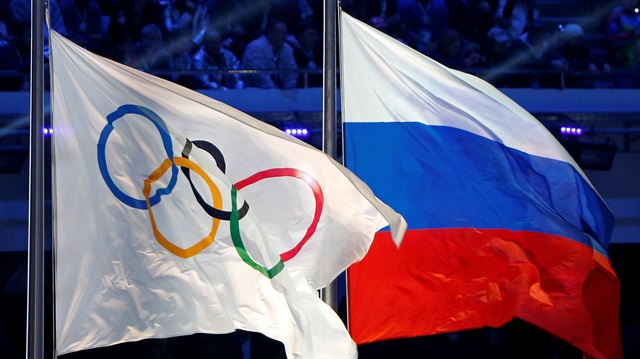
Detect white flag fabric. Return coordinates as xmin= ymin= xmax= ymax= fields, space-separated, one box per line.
xmin=50 ymin=29 xmax=405 ymax=357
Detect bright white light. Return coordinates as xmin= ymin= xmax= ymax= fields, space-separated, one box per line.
xmin=283 ymin=125 xmax=310 ymax=139
xmin=559 ymin=126 xmax=583 ymax=136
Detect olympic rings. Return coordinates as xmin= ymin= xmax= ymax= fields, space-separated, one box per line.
xmin=98 ymin=104 xmax=323 ymax=278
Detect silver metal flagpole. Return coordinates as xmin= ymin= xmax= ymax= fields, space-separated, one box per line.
xmin=27 ymin=0 xmax=46 ymax=357
xmin=320 ymin=0 xmax=339 ymax=312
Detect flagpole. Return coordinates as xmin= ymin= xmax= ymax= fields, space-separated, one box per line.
xmin=27 ymin=0 xmax=46 ymax=357
xmin=320 ymin=0 xmax=339 ymax=312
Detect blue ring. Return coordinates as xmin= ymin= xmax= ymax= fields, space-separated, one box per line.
xmin=97 ymin=104 xmax=178 ymax=209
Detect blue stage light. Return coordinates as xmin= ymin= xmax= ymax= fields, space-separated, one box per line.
xmin=283 ymin=124 xmax=310 ymax=141
xmin=560 ymin=126 xmax=583 ymax=136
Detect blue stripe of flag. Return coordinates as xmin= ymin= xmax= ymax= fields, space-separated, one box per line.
xmin=344 ymin=122 xmax=613 ymax=255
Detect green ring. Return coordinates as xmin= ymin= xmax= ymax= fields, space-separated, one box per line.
xmin=230 ymin=186 xmax=284 ymax=278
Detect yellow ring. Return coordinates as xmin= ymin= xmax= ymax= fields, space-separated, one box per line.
xmin=143 ymin=157 xmax=223 ymax=258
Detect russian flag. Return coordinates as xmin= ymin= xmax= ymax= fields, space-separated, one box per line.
xmin=340 ymin=11 xmax=622 ymax=359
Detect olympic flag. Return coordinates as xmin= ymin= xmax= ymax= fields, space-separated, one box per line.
xmin=49 ymin=29 xmax=405 ymax=357
xmin=340 ymin=11 xmax=622 ymax=359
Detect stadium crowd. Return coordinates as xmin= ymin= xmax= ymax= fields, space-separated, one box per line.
xmin=0 ymin=0 xmax=639 ymax=90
